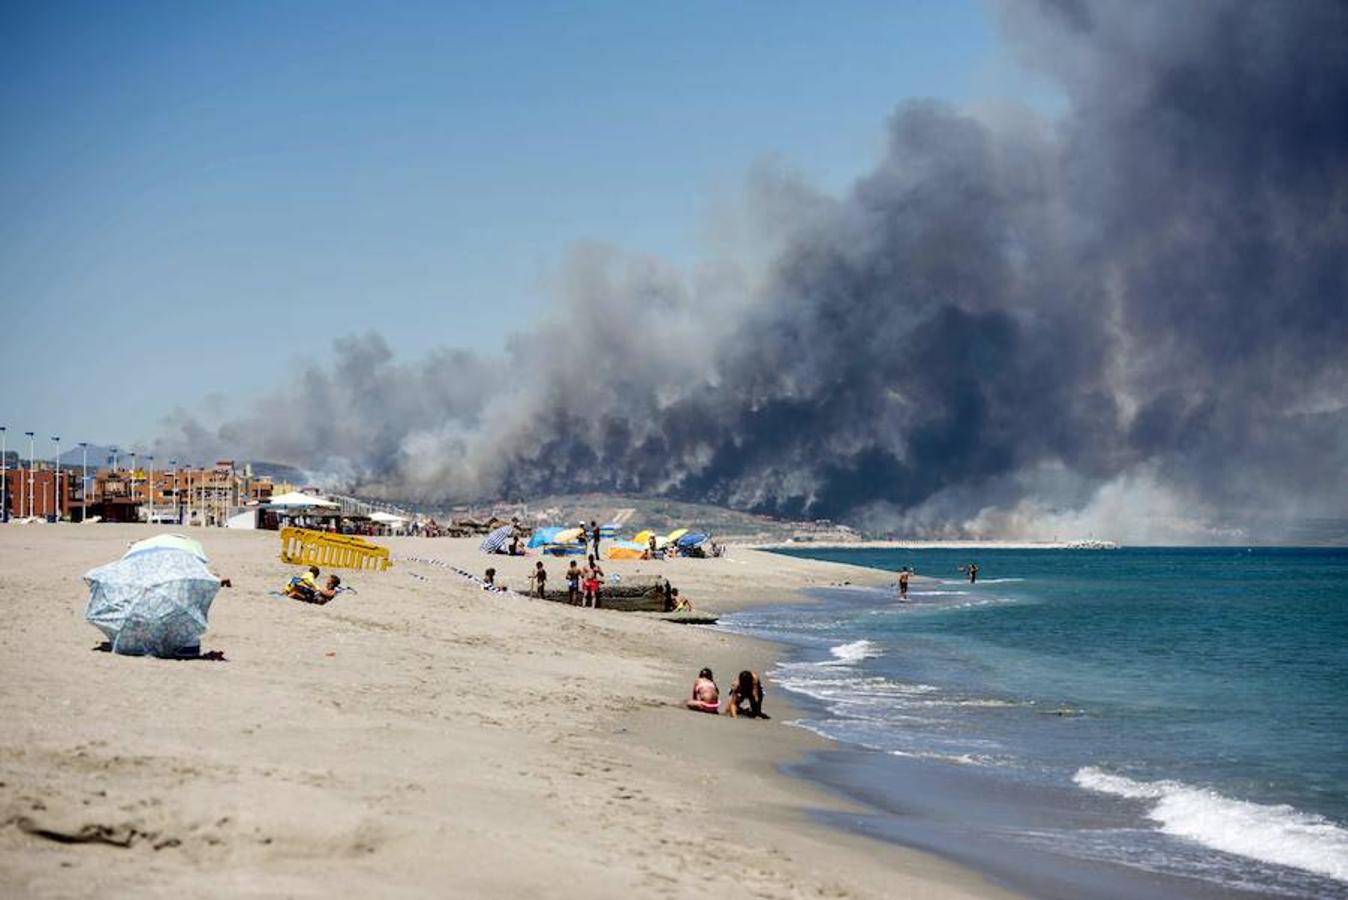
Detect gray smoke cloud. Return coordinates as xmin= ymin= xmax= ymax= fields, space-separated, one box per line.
xmin=157 ymin=0 xmax=1348 ymax=541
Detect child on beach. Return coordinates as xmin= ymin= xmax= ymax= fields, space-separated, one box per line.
xmin=566 ymin=560 xmax=581 ymax=605
xmin=291 ymin=574 xmax=342 ymax=605
xmin=671 ymin=588 xmax=693 ymax=612
xmin=685 ymin=667 xmax=720 ymax=714
xmin=483 ymin=568 xmax=499 ymax=591
xmin=725 ymin=670 xmax=767 ymax=719
xmin=529 ymin=561 xmax=548 ymax=599
xmin=284 ymin=566 xmax=321 ymax=601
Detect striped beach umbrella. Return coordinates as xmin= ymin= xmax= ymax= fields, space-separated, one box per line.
xmin=479 ymin=525 xmax=512 ymax=553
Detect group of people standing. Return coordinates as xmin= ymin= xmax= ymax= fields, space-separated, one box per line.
xmin=525 ymin=553 xmax=607 ymax=607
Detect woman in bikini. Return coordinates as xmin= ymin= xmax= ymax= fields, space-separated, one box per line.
xmin=685 ymin=667 xmax=721 ymax=714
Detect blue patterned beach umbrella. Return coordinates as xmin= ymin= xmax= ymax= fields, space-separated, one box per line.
xmin=84 ymin=549 xmax=221 ymax=657
xmin=479 ymin=525 xmax=512 ymax=553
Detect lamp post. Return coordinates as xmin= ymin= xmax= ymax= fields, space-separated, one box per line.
xmin=146 ymin=455 xmax=154 ymax=525
xmin=1 ymin=425 xmax=6 ymax=523
xmin=51 ymin=436 xmax=61 ymax=521
xmin=169 ymin=459 xmax=177 ymax=524
xmin=129 ymin=451 xmax=137 ymax=516
xmin=78 ymin=442 xmax=89 ymax=522
xmin=24 ymin=431 xmax=35 ymax=519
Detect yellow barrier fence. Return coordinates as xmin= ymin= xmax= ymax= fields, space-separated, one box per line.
xmin=280 ymin=527 xmax=392 ymax=572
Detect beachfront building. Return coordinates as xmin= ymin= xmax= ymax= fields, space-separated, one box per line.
xmin=84 ymin=460 xmax=274 ymax=525
xmin=0 ymin=464 xmax=83 ymax=521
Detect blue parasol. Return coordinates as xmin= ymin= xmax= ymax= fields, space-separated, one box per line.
xmin=85 ymin=548 xmax=221 ymax=657
xmin=527 ymin=526 xmax=563 ymax=549
xmin=676 ymin=532 xmax=708 ymax=548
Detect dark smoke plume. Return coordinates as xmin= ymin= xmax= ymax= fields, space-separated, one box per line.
xmin=158 ymin=0 xmax=1348 ymax=541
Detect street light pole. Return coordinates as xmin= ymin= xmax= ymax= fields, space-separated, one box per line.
xmin=79 ymin=442 xmax=89 ymax=523
xmin=0 ymin=425 xmax=6 ymax=523
xmin=146 ymin=455 xmax=154 ymax=525
xmin=51 ymin=436 xmax=60 ymax=521
xmin=169 ymin=459 xmax=177 ymax=524
xmin=129 ymin=451 xmax=137 ymax=518
xmin=24 ymin=431 xmax=34 ymax=519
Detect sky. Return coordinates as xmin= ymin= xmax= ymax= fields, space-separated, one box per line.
xmin=0 ymin=0 xmax=1043 ymax=449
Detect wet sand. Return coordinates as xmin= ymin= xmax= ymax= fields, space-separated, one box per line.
xmin=0 ymin=525 xmax=1014 ymax=898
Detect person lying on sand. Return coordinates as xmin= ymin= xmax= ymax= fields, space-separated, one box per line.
xmin=285 ymin=574 xmax=342 ymax=605
xmin=725 ymin=670 xmax=767 ymax=719
xmin=685 ymin=667 xmax=721 ymax=714
xmin=283 ymin=566 xmax=321 ymax=601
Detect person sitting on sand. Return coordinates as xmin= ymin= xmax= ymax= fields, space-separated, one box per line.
xmin=292 ymin=574 xmax=341 ymax=605
xmin=685 ymin=667 xmax=720 ymax=714
xmin=284 ymin=565 xmax=322 ymax=601
xmin=725 ymin=670 xmax=767 ymax=719
xmin=671 ymin=588 xmax=694 ymax=612
xmin=529 ymin=561 xmax=547 ymax=599
xmin=566 ymin=560 xmax=581 ymax=605
xmin=483 ymin=568 xmax=499 ymax=591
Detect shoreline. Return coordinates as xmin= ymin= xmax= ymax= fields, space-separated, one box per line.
xmin=0 ymin=526 xmax=1012 ymax=898
xmin=749 ymin=540 xmax=1121 ymax=551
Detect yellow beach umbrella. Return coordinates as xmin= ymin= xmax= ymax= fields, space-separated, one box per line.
xmin=665 ymin=528 xmax=689 ymax=543
xmin=633 ymin=530 xmax=654 ymax=545
xmin=553 ymin=527 xmax=584 ymax=544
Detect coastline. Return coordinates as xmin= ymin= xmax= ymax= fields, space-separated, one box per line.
xmin=0 ymin=526 xmax=1012 ymax=899
xmin=750 ymin=540 xmax=1120 ymax=551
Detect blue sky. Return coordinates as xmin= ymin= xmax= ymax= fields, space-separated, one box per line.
xmin=0 ymin=0 xmax=1044 ymax=450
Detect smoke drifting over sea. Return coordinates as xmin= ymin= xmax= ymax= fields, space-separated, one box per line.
xmin=160 ymin=0 xmax=1348 ymax=541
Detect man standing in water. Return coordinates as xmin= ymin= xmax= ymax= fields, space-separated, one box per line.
xmin=898 ymin=567 xmax=911 ymax=601
xmin=967 ymin=562 xmax=979 ymax=584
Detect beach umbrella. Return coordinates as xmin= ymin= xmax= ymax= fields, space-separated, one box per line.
xmin=527 ymin=527 xmax=562 ymax=549
xmin=479 ymin=525 xmax=512 ymax=553
xmin=633 ymin=530 xmax=654 ymax=546
xmin=665 ymin=528 xmax=689 ymax=543
xmin=124 ymin=533 xmax=208 ymax=562
xmin=84 ymin=549 xmax=221 ymax=657
xmin=553 ymin=527 xmax=584 ymax=544
xmin=676 ymin=532 xmax=708 ymax=548
xmin=268 ymin=491 xmax=340 ymax=509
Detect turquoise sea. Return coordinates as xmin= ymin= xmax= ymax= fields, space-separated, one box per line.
xmin=720 ymin=547 xmax=1348 ymax=898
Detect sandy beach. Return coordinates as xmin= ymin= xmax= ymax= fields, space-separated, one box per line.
xmin=0 ymin=525 xmax=1013 ymax=898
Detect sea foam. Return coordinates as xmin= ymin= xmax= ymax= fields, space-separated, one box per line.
xmin=826 ymin=639 xmax=883 ymax=664
xmin=1074 ymin=767 xmax=1348 ymax=882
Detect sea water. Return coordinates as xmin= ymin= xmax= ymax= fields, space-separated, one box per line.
xmin=719 ymin=547 xmax=1348 ymax=898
